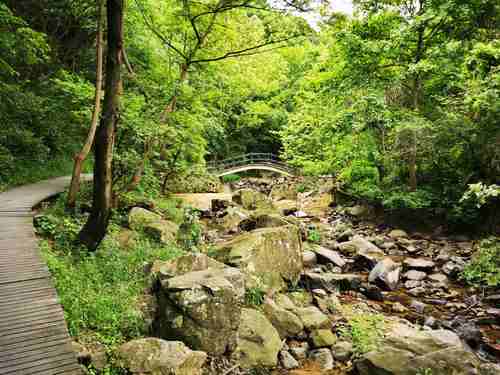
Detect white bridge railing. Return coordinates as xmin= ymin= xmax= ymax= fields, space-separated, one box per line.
xmin=207 ymin=153 xmax=297 ymax=176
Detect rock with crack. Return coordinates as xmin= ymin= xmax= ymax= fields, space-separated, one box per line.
xmin=155 ymin=255 xmax=244 ymax=355
xmin=213 ymin=225 xmax=303 ymax=292
xmin=355 ymin=321 xmax=482 ymax=375
xmin=116 ymin=338 xmax=206 ymax=375
xmin=338 ymin=235 xmax=385 ymax=268
xmin=234 ymin=308 xmax=282 ymax=368
xmin=368 ymin=258 xmax=401 ymax=291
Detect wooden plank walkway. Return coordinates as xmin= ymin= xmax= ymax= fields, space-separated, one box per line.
xmin=0 ymin=176 xmax=90 ymax=375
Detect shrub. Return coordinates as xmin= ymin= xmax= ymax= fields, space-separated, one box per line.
xmin=222 ymin=174 xmax=241 ymax=183
xmin=244 ymin=287 xmax=265 ymax=306
xmin=462 ymin=237 xmax=500 ymax=287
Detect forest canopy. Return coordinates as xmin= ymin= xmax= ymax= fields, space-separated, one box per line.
xmin=1 ymin=0 xmax=499 ymax=232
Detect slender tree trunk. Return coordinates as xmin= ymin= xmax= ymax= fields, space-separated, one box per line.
xmin=79 ymin=0 xmax=124 ymax=251
xmin=66 ymin=0 xmax=105 ymax=209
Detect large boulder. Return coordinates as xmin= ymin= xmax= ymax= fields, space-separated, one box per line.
xmin=116 ymin=338 xmax=206 ymax=375
xmin=214 ymin=225 xmax=303 ymax=292
xmin=233 ymin=189 xmax=273 ymax=210
xmin=238 ymin=211 xmax=289 ymax=232
xmin=355 ymin=321 xmax=482 ymax=375
xmin=128 ymin=207 xmax=179 ymax=244
xmin=235 ymin=308 xmax=282 ymax=368
xmin=338 ymin=235 xmax=385 ymax=268
xmin=262 ymin=298 xmax=304 ymax=339
xmin=155 ymin=254 xmax=244 ymax=355
xmin=294 ymin=306 xmax=330 ymax=330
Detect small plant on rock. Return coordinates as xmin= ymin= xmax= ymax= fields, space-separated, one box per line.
xmin=244 ymin=286 xmax=266 ymax=306
xmin=307 ymin=228 xmax=321 ymax=244
xmin=338 ymin=308 xmax=385 ymax=356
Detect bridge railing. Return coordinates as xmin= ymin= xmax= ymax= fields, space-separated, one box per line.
xmin=207 ymin=153 xmax=296 ymax=175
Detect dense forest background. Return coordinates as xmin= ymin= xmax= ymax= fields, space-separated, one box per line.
xmin=1 ymin=0 xmax=499 ymax=230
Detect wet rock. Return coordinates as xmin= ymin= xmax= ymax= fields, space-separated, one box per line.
xmin=338 ymin=235 xmax=385 ymax=268
xmin=361 ymin=283 xmax=384 ymax=301
xmin=404 ymin=258 xmax=435 ymax=270
xmin=388 ymin=229 xmax=408 ymax=239
xmin=280 ymin=350 xmax=299 ymax=369
xmin=236 ymin=308 xmax=282 ymax=368
xmin=309 ymin=244 xmax=346 ymax=268
xmin=355 ymin=322 xmax=482 ymax=375
xmin=309 ymin=348 xmax=334 ymax=370
xmin=310 ymin=329 xmax=337 ymax=348
xmin=295 ymin=306 xmax=330 ymax=330
xmin=262 ymin=298 xmax=304 ymax=339
xmin=450 ymin=319 xmax=483 ymax=349
xmin=332 ymin=341 xmax=353 ymax=362
xmin=116 ymin=338 xmax=206 ymax=375
xmin=368 ymin=258 xmax=401 ymax=291
xmin=156 ymin=266 xmax=244 ymax=355
xmin=404 ymin=270 xmax=427 ymax=281
xmin=302 ymin=250 xmax=317 ymax=267
xmin=214 ymin=225 xmax=302 ymax=292
xmin=233 ymin=188 xmax=273 ymax=210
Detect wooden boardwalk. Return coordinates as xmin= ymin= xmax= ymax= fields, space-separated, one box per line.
xmin=0 ymin=176 xmax=88 ymax=375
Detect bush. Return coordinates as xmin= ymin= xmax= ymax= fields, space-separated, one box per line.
xmin=462 ymin=237 xmax=500 ymax=287
xmin=222 ymin=174 xmax=241 ymax=183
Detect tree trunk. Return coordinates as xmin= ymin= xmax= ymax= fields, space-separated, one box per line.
xmin=66 ymin=0 xmax=105 ymax=209
xmin=79 ymin=0 xmax=124 ymax=251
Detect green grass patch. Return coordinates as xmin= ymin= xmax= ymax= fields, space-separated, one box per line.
xmin=37 ymin=194 xmax=183 ymax=348
xmin=339 ymin=307 xmax=385 ymax=355
xmin=222 ymin=174 xmax=241 ymax=183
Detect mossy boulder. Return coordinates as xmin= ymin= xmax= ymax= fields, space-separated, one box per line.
xmin=300 ymin=192 xmax=333 ymax=218
xmin=233 ymin=188 xmax=273 ymax=210
xmin=155 ymin=254 xmax=244 ymax=355
xmin=263 ymin=298 xmax=304 ymax=339
xmin=128 ymin=207 xmax=179 ymax=244
xmin=216 ymin=206 xmax=250 ymax=233
xmin=355 ymin=322 xmax=482 ymax=375
xmin=311 ymin=329 xmax=337 ymax=348
xmin=214 ymin=225 xmax=303 ymax=292
xmin=116 ymin=338 xmax=206 ymax=375
xmin=235 ymin=308 xmax=282 ymax=368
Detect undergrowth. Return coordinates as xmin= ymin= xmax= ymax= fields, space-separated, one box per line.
xmin=462 ymin=237 xmax=500 ymax=287
xmin=339 ymin=307 xmax=385 ymax=355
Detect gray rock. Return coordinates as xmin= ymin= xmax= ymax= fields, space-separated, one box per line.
xmin=408 ymin=286 xmax=427 ymax=296
xmin=156 ymin=266 xmax=244 ymax=355
xmin=404 ymin=270 xmax=427 ymax=281
xmin=309 ymin=348 xmax=334 ymax=370
xmin=290 ymin=345 xmax=308 ymax=361
xmin=388 ymin=229 xmax=408 ymax=239
xmin=116 ymin=338 xmax=206 ymax=375
xmin=280 ymin=350 xmax=299 ymax=369
xmin=410 ymin=300 xmax=426 ymax=313
xmin=368 ymin=258 xmax=401 ymax=290
xmin=428 ymin=273 xmax=448 ymax=284
xmin=404 ymin=280 xmax=422 ymax=289
xmin=338 ymin=235 xmax=385 ymax=268
xmin=302 ymin=250 xmax=317 ymax=267
xmin=404 ymin=258 xmax=435 ymax=270
xmin=294 ymin=306 xmax=330 ymax=330
xmin=313 ymin=245 xmax=346 ymax=268
xmin=302 ymin=272 xmax=362 ymax=292
xmin=262 ymin=298 xmax=303 ymax=339
xmin=236 ymin=308 xmax=282 ymax=368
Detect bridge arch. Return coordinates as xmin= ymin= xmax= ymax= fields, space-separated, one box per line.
xmin=207 ymin=153 xmax=296 ymax=177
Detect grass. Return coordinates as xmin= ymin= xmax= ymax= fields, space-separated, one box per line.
xmin=307 ymin=228 xmax=321 ymax=244
xmin=36 ymin=193 xmax=184 ymax=349
xmin=244 ymin=286 xmax=266 ymax=306
xmin=222 ymin=174 xmax=241 ymax=183
xmin=338 ymin=306 xmax=385 ymax=356
xmin=0 ymin=156 xmax=93 ymax=192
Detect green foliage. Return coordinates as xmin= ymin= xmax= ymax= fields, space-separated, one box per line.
xmin=307 ymin=228 xmax=321 ymax=244
xmin=177 ymin=207 xmax=202 ymax=251
xmin=339 ymin=310 xmax=385 ymax=355
xmin=462 ymin=237 xmax=500 ymax=287
xmin=244 ymin=286 xmax=266 ymax=306
xmin=416 ymin=369 xmax=434 ymax=375
xmin=36 ymin=195 xmax=183 ymax=346
xmin=222 ymin=174 xmax=241 ymax=183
